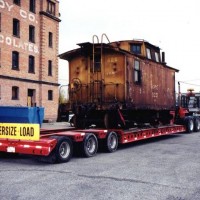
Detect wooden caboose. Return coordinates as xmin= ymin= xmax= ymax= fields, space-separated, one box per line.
xmin=59 ymin=35 xmax=179 ymax=128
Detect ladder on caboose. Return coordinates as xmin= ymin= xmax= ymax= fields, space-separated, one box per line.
xmin=91 ymin=34 xmax=110 ymax=106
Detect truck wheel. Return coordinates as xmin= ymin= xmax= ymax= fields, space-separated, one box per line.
xmin=194 ymin=117 xmax=200 ymax=132
xmin=185 ymin=117 xmax=194 ymax=133
xmin=82 ymin=133 xmax=98 ymax=157
xmin=48 ymin=136 xmax=73 ymax=163
xmin=105 ymin=131 xmax=118 ymax=153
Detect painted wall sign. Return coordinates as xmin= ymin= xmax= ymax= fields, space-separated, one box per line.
xmin=0 ymin=0 xmax=38 ymax=24
xmin=0 ymin=34 xmax=39 ymax=54
xmin=0 ymin=0 xmax=39 ymax=53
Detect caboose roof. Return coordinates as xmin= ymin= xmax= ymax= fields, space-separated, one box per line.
xmin=59 ymin=48 xmax=82 ymax=61
xmin=59 ymin=42 xmax=125 ymax=61
xmin=59 ymin=40 xmax=179 ymax=72
xmin=112 ymin=39 xmax=160 ymax=48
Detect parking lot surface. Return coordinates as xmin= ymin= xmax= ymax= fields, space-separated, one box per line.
xmin=0 ymin=123 xmax=200 ymax=200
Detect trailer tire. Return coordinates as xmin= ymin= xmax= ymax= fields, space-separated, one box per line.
xmin=185 ymin=117 xmax=194 ymax=133
xmin=47 ymin=136 xmax=73 ymax=163
xmin=82 ymin=133 xmax=98 ymax=157
xmin=194 ymin=117 xmax=200 ymax=132
xmin=105 ymin=131 xmax=118 ymax=153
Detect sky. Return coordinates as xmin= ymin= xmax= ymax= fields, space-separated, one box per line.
xmin=58 ymin=0 xmax=200 ymax=93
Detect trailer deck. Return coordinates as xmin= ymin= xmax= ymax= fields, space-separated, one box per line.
xmin=0 ymin=124 xmax=186 ymax=163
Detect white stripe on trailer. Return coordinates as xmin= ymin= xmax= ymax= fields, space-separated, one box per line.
xmin=0 ymin=143 xmax=2 ymax=146
xmin=36 ymin=146 xmax=42 ymax=149
xmin=24 ymin=145 xmax=30 ymax=148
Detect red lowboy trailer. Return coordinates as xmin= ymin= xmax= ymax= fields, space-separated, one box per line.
xmin=0 ymin=123 xmax=187 ymax=164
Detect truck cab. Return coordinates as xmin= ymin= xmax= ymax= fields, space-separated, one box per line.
xmin=180 ymin=89 xmax=200 ymax=115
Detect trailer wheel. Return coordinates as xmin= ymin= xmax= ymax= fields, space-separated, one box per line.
xmin=105 ymin=131 xmax=118 ymax=153
xmin=48 ymin=136 xmax=73 ymax=163
xmin=82 ymin=133 xmax=98 ymax=157
xmin=185 ymin=117 xmax=194 ymax=133
xmin=194 ymin=117 xmax=200 ymax=132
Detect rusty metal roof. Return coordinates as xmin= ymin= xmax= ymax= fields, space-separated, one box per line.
xmin=59 ymin=40 xmax=179 ymax=72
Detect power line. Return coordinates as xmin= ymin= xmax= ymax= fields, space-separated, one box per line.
xmin=176 ymin=80 xmax=200 ymax=87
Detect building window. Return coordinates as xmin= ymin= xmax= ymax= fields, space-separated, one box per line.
xmin=12 ymin=51 xmax=19 ymax=70
xmin=29 ymin=0 xmax=36 ymax=13
xmin=0 ymin=48 xmax=1 ymax=67
xmin=13 ymin=0 xmax=20 ymax=5
xmin=146 ymin=48 xmax=151 ymax=59
xmin=13 ymin=18 xmax=20 ymax=37
xmin=48 ymin=60 xmax=52 ymax=76
xmin=48 ymin=90 xmax=53 ymax=100
xmin=48 ymin=32 xmax=53 ymax=47
xmin=27 ymin=89 xmax=36 ymax=107
xmin=130 ymin=44 xmax=141 ymax=54
xmin=12 ymin=86 xmax=19 ymax=100
xmin=29 ymin=25 xmax=35 ymax=43
xmin=134 ymin=60 xmax=141 ymax=84
xmin=47 ymin=1 xmax=56 ymax=16
xmin=29 ymin=55 xmax=35 ymax=73
xmin=0 ymin=13 xmax=1 ymax=32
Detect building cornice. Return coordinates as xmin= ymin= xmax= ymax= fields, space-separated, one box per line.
xmin=39 ymin=11 xmax=61 ymax=22
xmin=0 ymin=75 xmax=60 ymax=86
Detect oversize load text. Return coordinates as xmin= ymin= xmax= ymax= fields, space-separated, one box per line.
xmin=0 ymin=123 xmax=39 ymax=140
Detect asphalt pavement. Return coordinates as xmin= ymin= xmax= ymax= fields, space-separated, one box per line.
xmin=0 ymin=123 xmax=200 ymax=200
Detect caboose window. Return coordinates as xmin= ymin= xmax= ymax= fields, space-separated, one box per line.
xmin=131 ymin=44 xmax=141 ymax=54
xmin=155 ymin=52 xmax=159 ymax=62
xmin=146 ymin=48 xmax=151 ymax=59
xmin=134 ymin=60 xmax=141 ymax=84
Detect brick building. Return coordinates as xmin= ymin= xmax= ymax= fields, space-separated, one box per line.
xmin=0 ymin=0 xmax=60 ymax=121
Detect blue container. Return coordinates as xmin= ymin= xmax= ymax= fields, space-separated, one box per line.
xmin=0 ymin=106 xmax=44 ymax=127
